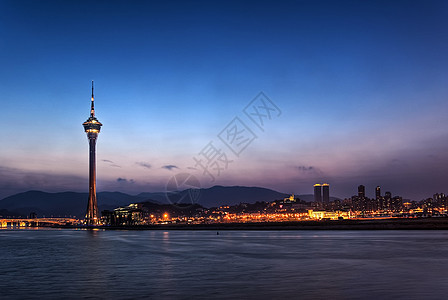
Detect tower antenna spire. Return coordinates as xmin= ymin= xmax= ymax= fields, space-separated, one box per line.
xmin=91 ymin=80 xmax=95 ymax=117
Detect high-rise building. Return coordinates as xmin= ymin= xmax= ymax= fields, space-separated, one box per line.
xmin=322 ymin=183 xmax=330 ymax=204
xmin=375 ymin=186 xmax=381 ymax=200
xmin=83 ymin=81 xmax=102 ymax=225
xmin=358 ymin=185 xmax=365 ymax=199
xmin=314 ymin=184 xmax=322 ymax=203
xmin=384 ymin=191 xmax=392 ymax=210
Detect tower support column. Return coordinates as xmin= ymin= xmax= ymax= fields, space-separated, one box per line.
xmin=86 ymin=136 xmax=99 ymax=224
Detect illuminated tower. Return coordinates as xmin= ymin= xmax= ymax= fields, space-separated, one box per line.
xmin=83 ymin=81 xmax=102 ymax=225
xmin=322 ymin=183 xmax=330 ymax=204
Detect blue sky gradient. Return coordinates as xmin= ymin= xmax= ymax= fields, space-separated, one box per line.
xmin=0 ymin=0 xmax=447 ymax=200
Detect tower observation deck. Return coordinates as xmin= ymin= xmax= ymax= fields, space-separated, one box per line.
xmin=83 ymin=81 xmax=102 ymax=225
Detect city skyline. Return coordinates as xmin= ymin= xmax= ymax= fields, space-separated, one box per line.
xmin=1 ymin=0 xmax=447 ymax=201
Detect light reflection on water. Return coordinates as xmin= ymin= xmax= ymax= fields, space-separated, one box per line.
xmin=0 ymin=230 xmax=447 ymax=299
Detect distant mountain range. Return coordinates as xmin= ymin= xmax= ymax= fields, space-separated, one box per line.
xmin=0 ymin=191 xmax=144 ymax=218
xmin=0 ymin=186 xmax=340 ymax=218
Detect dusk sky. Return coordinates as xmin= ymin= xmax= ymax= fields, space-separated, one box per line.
xmin=0 ymin=0 xmax=447 ymax=201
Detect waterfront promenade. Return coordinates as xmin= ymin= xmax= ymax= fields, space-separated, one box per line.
xmin=0 ymin=218 xmax=78 ymax=228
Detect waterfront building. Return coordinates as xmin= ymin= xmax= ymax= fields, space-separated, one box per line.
xmin=102 ymin=204 xmax=146 ymax=226
xmin=83 ymin=81 xmax=102 ymax=225
xmin=322 ymin=183 xmax=330 ymax=204
xmin=314 ymin=184 xmax=322 ymax=203
xmin=375 ymin=186 xmax=381 ymax=200
xmin=433 ymin=193 xmax=447 ymax=209
xmin=374 ymin=186 xmax=382 ymax=211
xmin=308 ymin=210 xmax=353 ymax=220
xmin=391 ymin=196 xmax=403 ymax=212
xmin=358 ymin=185 xmax=366 ymax=199
xmin=384 ymin=191 xmax=392 ymax=210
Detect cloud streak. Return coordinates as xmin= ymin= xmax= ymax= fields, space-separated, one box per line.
xmin=296 ymin=165 xmax=324 ymax=177
xmin=116 ymin=177 xmax=135 ymax=184
xmin=136 ymin=162 xmax=152 ymax=169
xmin=162 ymin=165 xmax=179 ymax=171
xmin=102 ymin=159 xmax=121 ymax=168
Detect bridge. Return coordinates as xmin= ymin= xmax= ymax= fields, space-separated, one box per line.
xmin=0 ymin=218 xmax=79 ymax=228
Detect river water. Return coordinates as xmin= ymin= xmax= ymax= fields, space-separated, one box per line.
xmin=0 ymin=229 xmax=447 ymax=299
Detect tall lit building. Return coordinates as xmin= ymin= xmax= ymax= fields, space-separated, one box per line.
xmin=314 ymin=184 xmax=322 ymax=203
xmin=375 ymin=186 xmax=381 ymax=200
xmin=384 ymin=191 xmax=392 ymax=210
xmin=322 ymin=183 xmax=330 ymax=204
xmin=358 ymin=185 xmax=365 ymax=199
xmin=83 ymin=81 xmax=102 ymax=225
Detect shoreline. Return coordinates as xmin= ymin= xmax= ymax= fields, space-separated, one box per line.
xmin=57 ymin=217 xmax=448 ymax=230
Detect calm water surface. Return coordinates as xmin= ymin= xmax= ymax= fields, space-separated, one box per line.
xmin=0 ymin=229 xmax=447 ymax=299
